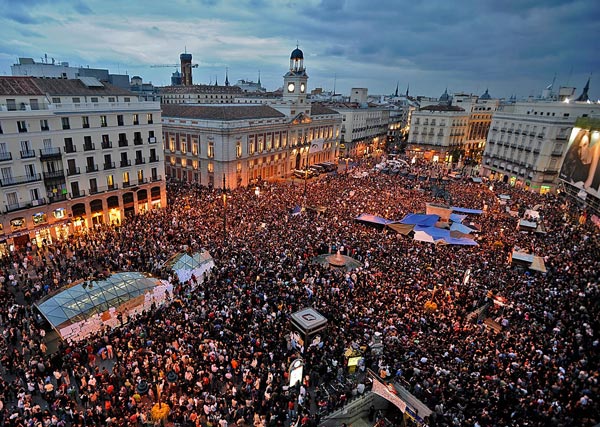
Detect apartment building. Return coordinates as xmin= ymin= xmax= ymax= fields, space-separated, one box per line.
xmin=0 ymin=76 xmax=165 ymax=253
xmin=481 ymin=100 xmax=599 ymax=193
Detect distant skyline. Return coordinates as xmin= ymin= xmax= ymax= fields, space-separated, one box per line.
xmin=0 ymin=0 xmax=598 ymax=100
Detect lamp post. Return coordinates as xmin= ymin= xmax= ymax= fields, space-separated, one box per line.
xmin=222 ymin=174 xmax=227 ymax=244
xmin=303 ymin=142 xmax=318 ymax=200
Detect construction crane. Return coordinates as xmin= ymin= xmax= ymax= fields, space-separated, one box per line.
xmin=150 ymin=63 xmax=198 ymax=68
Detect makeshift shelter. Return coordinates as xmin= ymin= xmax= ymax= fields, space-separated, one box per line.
xmin=451 ymin=206 xmax=484 ymax=215
xmin=399 ymin=214 xmax=440 ymax=227
xmin=386 ymin=223 xmax=415 ymax=235
xmin=413 ymin=225 xmax=478 ymax=246
xmin=164 ymin=250 xmax=215 ymax=287
xmin=450 ymin=222 xmax=477 ymax=234
xmin=518 ymin=219 xmax=538 ymax=232
xmin=413 ymin=230 xmax=435 ymax=243
xmin=450 ymin=213 xmax=467 ymax=223
xmin=355 ymin=213 xmax=396 ymax=227
xmin=511 ymin=249 xmax=547 ymax=273
xmin=426 ymin=203 xmax=452 ymax=223
xmin=35 ymin=272 xmax=171 ymax=341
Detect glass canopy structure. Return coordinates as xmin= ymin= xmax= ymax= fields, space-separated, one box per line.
xmin=163 ymin=250 xmax=215 ymax=286
xmin=35 ymin=272 xmax=162 ymax=332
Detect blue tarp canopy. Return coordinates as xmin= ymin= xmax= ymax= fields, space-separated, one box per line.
xmin=450 ymin=213 xmax=467 ymax=223
xmin=414 ymin=225 xmax=478 ymax=246
xmin=451 ymin=207 xmax=483 ymax=215
xmin=450 ymin=222 xmax=477 ymax=234
xmin=399 ymin=214 xmax=440 ymax=227
xmin=355 ymin=213 xmax=395 ymax=226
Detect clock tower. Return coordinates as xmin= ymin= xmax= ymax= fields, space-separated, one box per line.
xmin=283 ymin=45 xmax=308 ymax=105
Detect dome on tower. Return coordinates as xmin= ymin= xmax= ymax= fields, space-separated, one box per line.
xmin=480 ymin=88 xmax=491 ymax=100
xmin=290 ymin=47 xmax=304 ymax=60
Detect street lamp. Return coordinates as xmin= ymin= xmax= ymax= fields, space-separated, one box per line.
xmin=303 ymin=142 xmax=318 ymax=200
xmin=222 ymin=174 xmax=227 ymax=244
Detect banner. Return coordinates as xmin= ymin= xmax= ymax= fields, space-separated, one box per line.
xmin=559 ymin=119 xmax=600 ymax=198
xmin=371 ymin=375 xmax=407 ymax=413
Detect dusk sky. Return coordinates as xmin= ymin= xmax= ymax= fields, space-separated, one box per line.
xmin=0 ymin=0 xmax=598 ymax=100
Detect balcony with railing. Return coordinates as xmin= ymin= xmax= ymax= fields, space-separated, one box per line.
xmin=4 ymin=198 xmax=47 ymax=213
xmin=64 ymin=144 xmax=77 ymax=154
xmin=67 ymin=167 xmax=80 ymax=176
xmin=148 ymin=137 xmax=157 ymax=144
xmin=101 ymin=140 xmax=113 ymax=149
xmin=135 ymin=157 xmax=146 ymax=165
xmin=137 ymin=178 xmax=148 ymax=185
xmin=83 ymin=142 xmax=95 ymax=151
xmin=151 ymin=174 xmax=162 ymax=182
xmin=39 ymin=147 xmax=62 ymax=160
xmin=0 ymin=173 xmax=42 ymax=187
xmin=0 ymin=152 xmax=12 ymax=162
xmin=149 ymin=156 xmax=160 ymax=163
xmin=134 ymin=137 xmax=144 ymax=146
xmin=118 ymin=139 xmax=129 ymax=147
xmin=69 ymin=190 xmax=86 ymax=199
xmin=20 ymin=150 xmax=36 ymax=159
xmin=551 ymin=150 xmax=563 ymax=157
xmin=122 ymin=181 xmax=132 ymax=188
xmin=120 ymin=159 xmax=131 ymax=167
xmin=85 ymin=164 xmax=99 ymax=173
xmin=103 ymin=162 xmax=116 ymax=170
xmin=48 ymin=193 xmax=68 ymax=203
xmin=43 ymin=170 xmax=65 ymax=180
xmin=556 ymin=133 xmax=568 ymax=141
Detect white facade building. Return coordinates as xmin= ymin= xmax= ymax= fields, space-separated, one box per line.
xmin=161 ymin=47 xmax=341 ymax=188
xmin=482 ymin=100 xmax=600 ymax=193
xmin=0 ymin=76 xmax=165 ymax=252
xmin=407 ymin=105 xmax=470 ymax=161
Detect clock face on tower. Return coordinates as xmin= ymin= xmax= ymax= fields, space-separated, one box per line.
xmin=300 ymin=83 xmax=305 ymax=93
xmin=287 ymin=83 xmax=295 ymax=92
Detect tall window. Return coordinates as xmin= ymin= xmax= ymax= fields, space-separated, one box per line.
xmin=30 ymin=188 xmax=40 ymax=202
xmin=82 ymin=116 xmax=90 ymax=128
xmin=117 ymin=115 xmax=124 ymax=126
xmin=207 ymin=162 xmax=214 ymax=173
xmin=6 ymin=192 xmax=18 ymax=207
xmin=18 ymin=121 xmax=28 ymax=132
xmin=25 ymin=164 xmax=36 ymax=178
xmin=147 ymin=113 xmax=153 ymax=124
xmin=133 ymin=114 xmax=139 ymax=125
xmin=208 ymin=142 xmax=214 ymax=158
xmin=61 ymin=117 xmax=70 ymax=130
xmin=123 ymin=171 xmax=130 ymax=184
xmin=236 ymin=141 xmax=242 ymax=157
xmin=107 ymin=174 xmax=114 ymax=188
xmin=40 ymin=119 xmax=49 ymax=131
xmin=100 ymin=116 xmax=107 ymax=127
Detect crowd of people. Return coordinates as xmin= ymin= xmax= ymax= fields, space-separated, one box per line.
xmin=0 ymin=156 xmax=598 ymax=427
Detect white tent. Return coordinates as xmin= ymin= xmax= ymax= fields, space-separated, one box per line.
xmin=413 ymin=230 xmax=435 ymax=243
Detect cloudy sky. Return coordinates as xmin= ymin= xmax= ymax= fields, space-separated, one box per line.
xmin=0 ymin=0 xmax=598 ymax=99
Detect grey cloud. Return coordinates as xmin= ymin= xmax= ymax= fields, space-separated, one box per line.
xmin=74 ymin=1 xmax=93 ymax=14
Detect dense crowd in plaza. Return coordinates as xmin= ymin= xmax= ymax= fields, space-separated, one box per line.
xmin=0 ymin=157 xmax=598 ymax=427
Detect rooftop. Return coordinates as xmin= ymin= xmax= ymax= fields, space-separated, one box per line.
xmin=0 ymin=76 xmax=133 ymax=97
xmin=419 ymin=105 xmax=466 ymax=112
xmin=160 ymin=85 xmax=243 ymax=95
xmin=162 ymin=104 xmax=286 ymax=121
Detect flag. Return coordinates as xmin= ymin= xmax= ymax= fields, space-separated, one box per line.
xmin=579 ymin=211 xmax=588 ymax=225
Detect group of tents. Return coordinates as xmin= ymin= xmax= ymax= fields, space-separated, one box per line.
xmin=355 ymin=204 xmax=483 ymax=246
